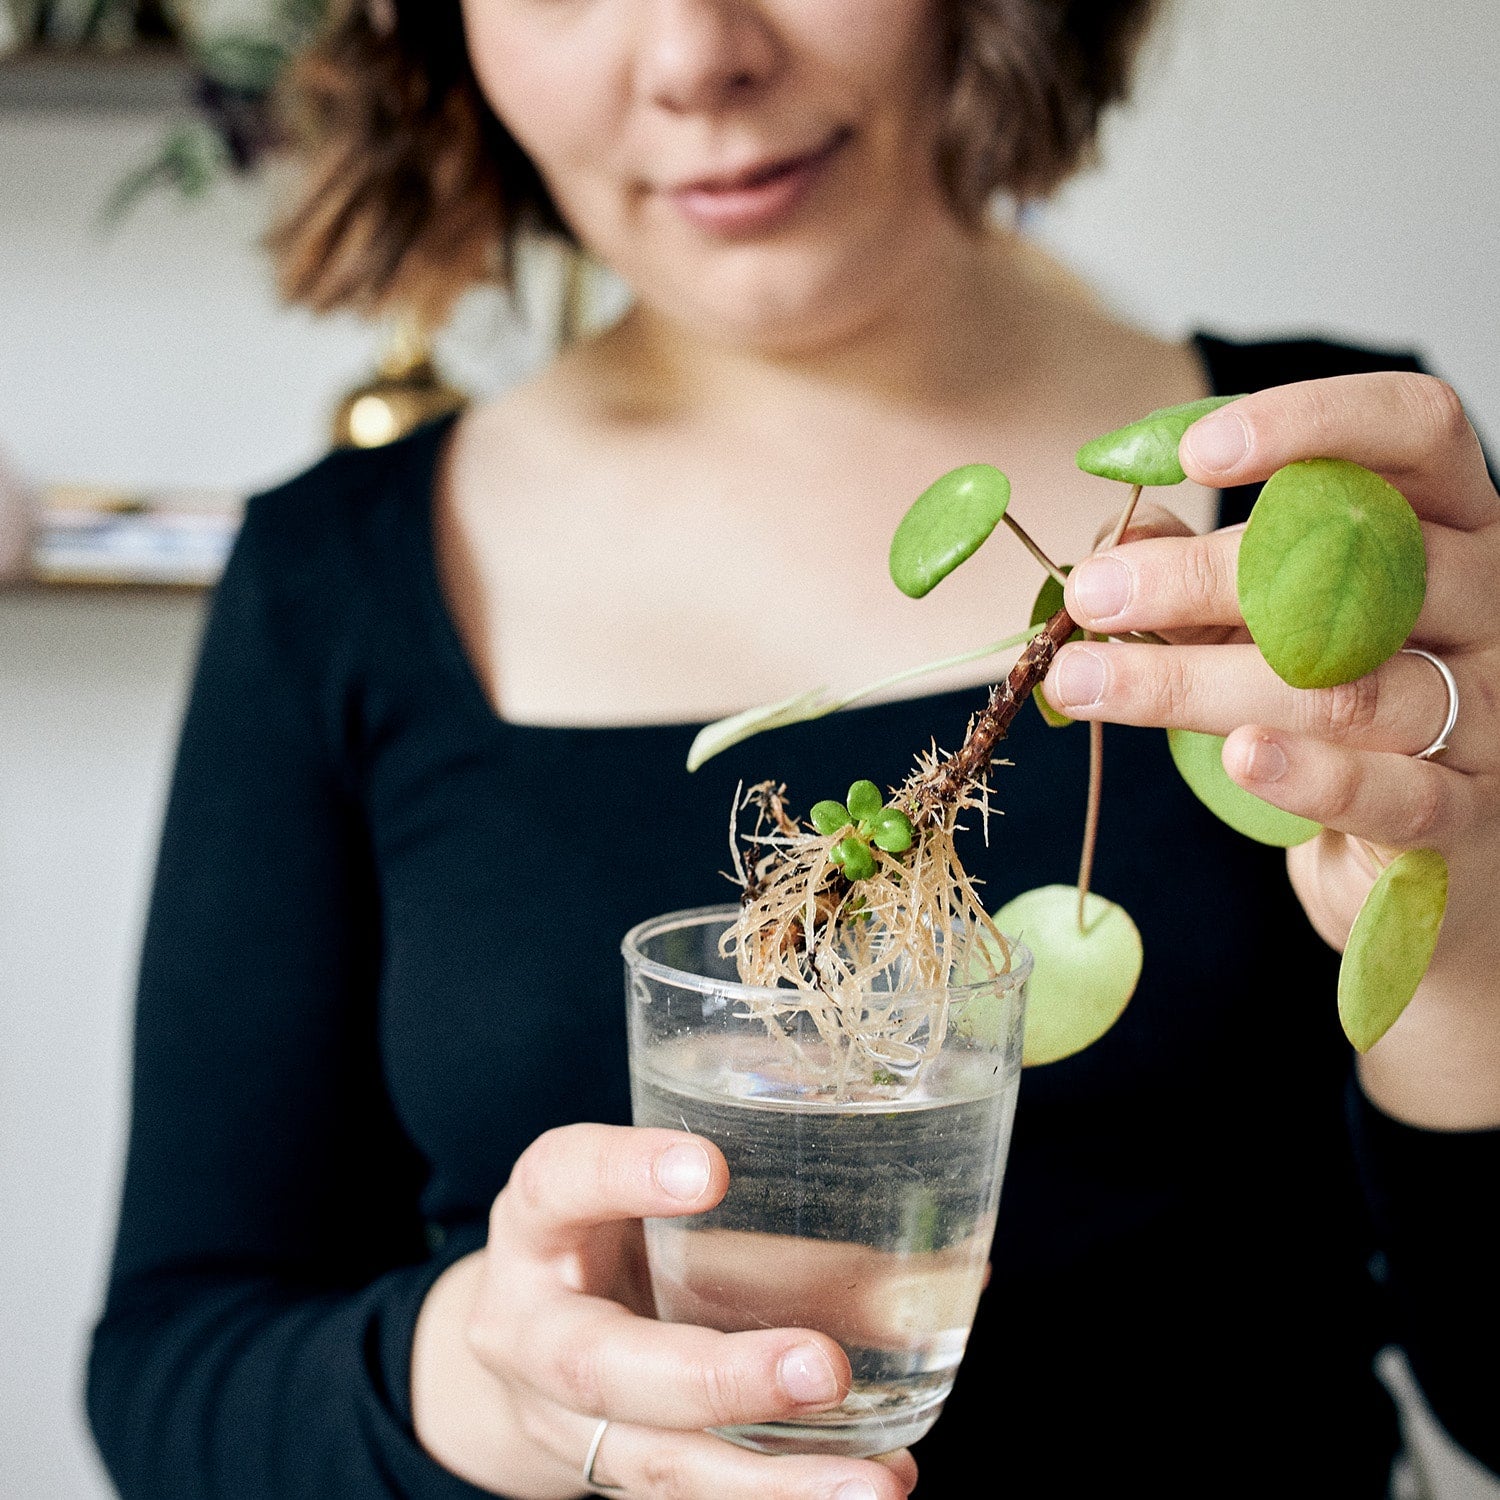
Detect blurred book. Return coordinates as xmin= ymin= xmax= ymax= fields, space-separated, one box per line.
xmin=32 ymin=483 xmax=242 ymax=587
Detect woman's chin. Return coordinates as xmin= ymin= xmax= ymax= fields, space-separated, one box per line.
xmin=638 ymin=246 xmax=915 ymax=359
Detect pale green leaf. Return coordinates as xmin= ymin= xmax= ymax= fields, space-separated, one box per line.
xmin=1238 ymin=459 xmax=1426 ymax=689
xmin=991 ymin=885 xmax=1142 ymax=1066
xmin=1167 ymin=729 xmax=1321 ymax=847
xmin=1338 ymin=849 xmax=1448 ymax=1052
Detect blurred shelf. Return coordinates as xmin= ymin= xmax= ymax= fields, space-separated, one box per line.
xmin=2 ymin=575 xmax=209 ymax=596
xmin=4 ymin=482 xmax=241 ymax=592
xmin=0 ymin=46 xmax=193 ymax=112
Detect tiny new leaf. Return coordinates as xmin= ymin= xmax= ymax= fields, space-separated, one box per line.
xmin=889 ymin=464 xmax=1011 ymax=598
xmin=1238 ymin=459 xmax=1426 ymax=689
xmin=1338 ymin=849 xmax=1448 ymax=1052
xmin=1167 ymin=729 xmax=1321 ymax=847
xmin=1076 ymin=395 xmax=1246 ymax=487
xmin=992 ymin=885 xmax=1142 ymax=1066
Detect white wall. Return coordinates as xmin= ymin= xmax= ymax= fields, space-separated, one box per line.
xmin=1033 ymin=0 xmax=1500 ymax=440
xmin=2 ymin=3 xmax=1497 ymax=1496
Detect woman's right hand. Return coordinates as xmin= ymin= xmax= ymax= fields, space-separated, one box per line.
xmin=411 ymin=1123 xmax=919 ymax=1500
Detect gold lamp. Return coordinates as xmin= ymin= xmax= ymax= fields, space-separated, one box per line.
xmin=331 ymin=318 xmax=468 ymax=449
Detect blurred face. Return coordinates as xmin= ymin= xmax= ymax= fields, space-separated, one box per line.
xmin=461 ymin=0 xmax=956 ymax=351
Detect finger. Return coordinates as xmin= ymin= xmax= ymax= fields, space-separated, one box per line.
xmin=643 ymin=1225 xmax=991 ymax=1350
xmin=1179 ymin=372 xmax=1497 ymax=531
xmin=1219 ymin=726 xmax=1472 ymax=848
xmin=587 ymin=1419 xmax=915 ymax=1500
xmin=1065 ymin=521 xmax=1485 ymax=650
xmin=492 ymin=1125 xmax=727 ymax=1257
xmin=492 ymin=1289 xmax=854 ymax=1430
xmin=1042 ymin=640 xmax=1485 ymax=768
xmin=1066 ymin=528 xmax=1244 ymax=636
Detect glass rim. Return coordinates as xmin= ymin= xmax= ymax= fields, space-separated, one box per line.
xmin=622 ymin=903 xmax=1032 ymax=1005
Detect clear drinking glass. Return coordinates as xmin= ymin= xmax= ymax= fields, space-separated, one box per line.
xmin=623 ymin=904 xmax=1029 ymax=1459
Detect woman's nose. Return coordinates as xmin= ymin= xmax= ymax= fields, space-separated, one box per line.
xmin=633 ymin=0 xmax=781 ymax=114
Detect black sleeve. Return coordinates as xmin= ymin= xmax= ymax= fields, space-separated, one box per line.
xmin=86 ymin=485 xmax=493 ymax=1499
xmin=1198 ymin=331 xmax=1500 ymax=1477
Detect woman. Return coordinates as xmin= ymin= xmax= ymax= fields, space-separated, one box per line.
xmin=88 ymin=2 xmax=1499 ymax=1497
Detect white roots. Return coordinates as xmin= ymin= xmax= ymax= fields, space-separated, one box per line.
xmin=721 ymin=772 xmax=1017 ymax=1090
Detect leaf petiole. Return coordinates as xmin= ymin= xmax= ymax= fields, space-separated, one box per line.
xmin=686 ymin=624 xmax=1047 ymax=771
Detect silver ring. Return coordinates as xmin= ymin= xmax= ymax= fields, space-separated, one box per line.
xmin=1402 ymin=648 xmax=1459 ymax=760
xmin=582 ymin=1417 xmax=627 ymax=1495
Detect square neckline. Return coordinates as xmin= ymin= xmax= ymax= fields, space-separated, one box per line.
xmin=404 ymin=335 xmax=1228 ymax=742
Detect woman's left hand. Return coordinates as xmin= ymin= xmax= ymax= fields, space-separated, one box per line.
xmin=1042 ymin=371 xmax=1500 ymax=1129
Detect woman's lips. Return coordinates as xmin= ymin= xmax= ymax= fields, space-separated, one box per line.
xmin=665 ymin=130 xmax=850 ymax=235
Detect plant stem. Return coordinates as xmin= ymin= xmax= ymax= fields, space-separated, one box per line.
xmin=1077 ymin=717 xmax=1104 ymax=930
xmin=1102 ymin=484 xmax=1145 ymax=551
xmin=1002 ymin=514 xmax=1069 ymax=585
xmin=919 ymin=605 xmax=1078 ymax=812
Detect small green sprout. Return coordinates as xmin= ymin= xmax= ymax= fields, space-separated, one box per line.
xmin=810 ymin=800 xmax=851 ymax=836
xmin=833 ymin=838 xmax=878 ymax=881
xmin=812 ymin=780 xmax=916 ymax=881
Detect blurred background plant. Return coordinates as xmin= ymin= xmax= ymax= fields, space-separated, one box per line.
xmin=107 ymin=1 xmax=328 ymax=212
xmin=5 ymin=0 xmax=616 ymax=434
xmin=0 ymin=1 xmax=327 ymax=210
xmin=3 ymin=1 xmax=176 ymax=52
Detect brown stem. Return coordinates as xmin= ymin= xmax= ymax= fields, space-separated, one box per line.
xmin=1077 ymin=717 xmax=1103 ymax=930
xmin=919 ymin=605 xmax=1078 ymax=814
xmin=1002 ymin=514 xmax=1068 ymax=585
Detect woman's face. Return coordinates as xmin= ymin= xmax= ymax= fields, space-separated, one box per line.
xmin=461 ymin=0 xmax=955 ymax=352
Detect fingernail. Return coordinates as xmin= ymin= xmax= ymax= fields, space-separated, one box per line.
xmin=1242 ymin=735 xmax=1288 ymax=783
xmin=1070 ymin=556 xmax=1131 ymax=623
xmin=1184 ymin=409 xmax=1249 ymax=474
xmin=780 ymin=1344 xmax=841 ymax=1405
xmin=1051 ymin=647 xmax=1106 ymax=710
xmin=655 ymin=1142 xmax=710 ymax=1201
xmin=834 ymin=1483 xmax=878 ymax=1500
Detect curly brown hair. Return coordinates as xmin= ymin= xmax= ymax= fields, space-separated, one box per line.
xmin=269 ymin=0 xmax=1161 ymax=326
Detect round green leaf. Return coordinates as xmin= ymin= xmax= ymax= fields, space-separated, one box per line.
xmin=993 ymin=885 xmax=1143 ymax=1065
xmin=889 ymin=464 xmax=1011 ymax=598
xmin=810 ymin=800 xmax=850 ymax=836
xmin=1338 ymin=849 xmax=1448 ymax=1052
xmin=846 ymin=780 xmax=884 ymax=823
xmin=1028 ymin=567 xmax=1079 ymax=727
xmin=1238 ymin=459 xmax=1426 ymax=689
xmin=1167 ymin=729 xmax=1321 ymax=847
xmin=1076 ymin=395 xmax=1246 ymax=487
xmin=871 ymin=807 xmax=913 ymax=853
xmin=832 ymin=837 xmax=877 ymax=881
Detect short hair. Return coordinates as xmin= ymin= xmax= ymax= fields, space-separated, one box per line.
xmin=269 ymin=0 xmax=1161 ymax=325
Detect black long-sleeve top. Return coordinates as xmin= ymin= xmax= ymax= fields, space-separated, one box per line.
xmin=88 ymin=334 xmax=1500 ymax=1497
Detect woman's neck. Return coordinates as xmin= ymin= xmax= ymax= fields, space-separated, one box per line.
xmin=593 ymin=226 xmax=1088 ymax=432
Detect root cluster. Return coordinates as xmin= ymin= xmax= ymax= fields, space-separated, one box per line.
xmin=721 ymin=768 xmax=1016 ymax=1087
xmin=717 ymin=607 xmax=1077 ymax=1089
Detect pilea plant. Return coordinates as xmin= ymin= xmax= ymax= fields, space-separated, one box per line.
xmin=689 ymin=396 xmax=1447 ymax=1066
